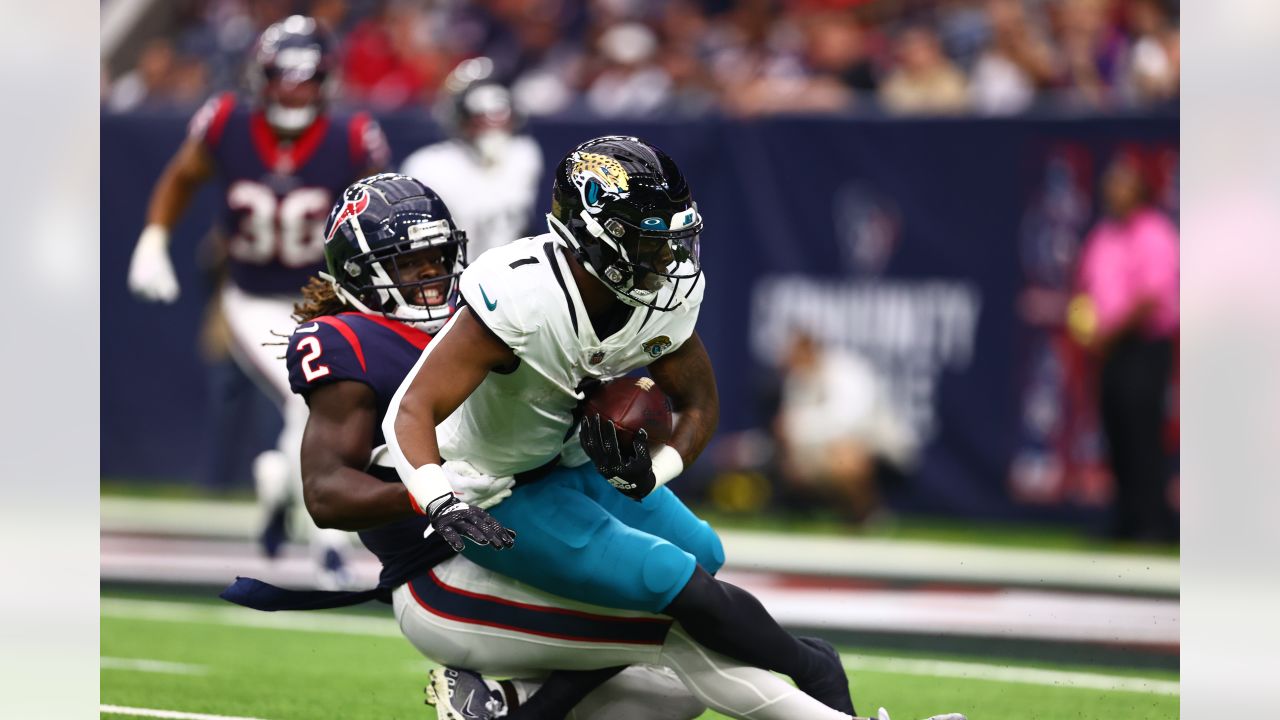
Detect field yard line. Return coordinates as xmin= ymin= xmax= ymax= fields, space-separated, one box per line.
xmin=840 ymin=654 xmax=1179 ymax=696
xmin=101 ymin=598 xmax=401 ymax=637
xmin=101 ymin=656 xmax=207 ymax=675
xmin=100 ymin=705 xmax=267 ymax=720
xmin=102 ymin=598 xmax=1178 ymax=696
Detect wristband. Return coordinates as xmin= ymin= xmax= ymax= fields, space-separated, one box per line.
xmin=651 ymin=445 xmax=684 ymax=489
xmin=139 ymin=224 xmax=170 ymax=250
xmin=403 ymin=463 xmax=454 ymax=515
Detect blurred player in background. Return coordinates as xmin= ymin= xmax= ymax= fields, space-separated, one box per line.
xmin=401 ymin=57 xmax=543 ymax=260
xmin=126 ymin=15 xmax=390 ymax=587
xmin=385 ymin=136 xmax=856 ymax=715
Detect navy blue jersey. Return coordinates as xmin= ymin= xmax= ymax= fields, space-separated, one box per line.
xmin=285 ymin=311 xmax=448 ymax=588
xmin=189 ymin=94 xmax=390 ymax=296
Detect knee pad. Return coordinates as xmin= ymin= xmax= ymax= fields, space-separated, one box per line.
xmin=641 ymin=542 xmax=696 ymax=610
xmin=687 ymin=521 xmax=726 ymax=575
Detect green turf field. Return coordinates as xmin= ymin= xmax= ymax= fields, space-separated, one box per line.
xmin=101 ymin=592 xmax=1178 ymax=720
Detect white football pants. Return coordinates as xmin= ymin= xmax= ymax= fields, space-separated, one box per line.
xmin=220 ymin=283 xmax=349 ymax=567
xmin=393 ymin=555 xmax=854 ymax=720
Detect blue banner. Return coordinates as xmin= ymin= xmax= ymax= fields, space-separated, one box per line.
xmin=102 ymin=110 xmax=1177 ymax=524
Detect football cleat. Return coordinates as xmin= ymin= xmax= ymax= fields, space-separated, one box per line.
xmin=258 ymin=503 xmax=289 ymax=559
xmin=425 ymin=667 xmax=507 ymax=720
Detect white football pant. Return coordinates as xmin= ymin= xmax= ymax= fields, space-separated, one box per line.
xmin=394 ymin=555 xmax=854 ymax=720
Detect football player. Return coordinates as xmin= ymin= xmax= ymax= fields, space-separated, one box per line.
xmin=401 ymin=57 xmax=543 ymax=260
xmin=126 ymin=15 xmax=389 ymax=586
xmin=224 ymin=173 xmax=885 ymax=720
xmin=383 ymin=137 xmax=857 ymax=715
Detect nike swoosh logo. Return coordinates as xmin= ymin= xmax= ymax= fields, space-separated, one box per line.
xmin=460 ymin=689 xmax=477 ymax=716
xmin=295 ymin=323 xmax=319 ymax=334
xmin=479 ymin=286 xmax=497 ymax=311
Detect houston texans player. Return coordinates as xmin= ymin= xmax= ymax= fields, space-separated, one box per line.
xmin=383 ymin=136 xmax=857 ymax=715
xmin=401 ymin=57 xmax=543 ymax=260
xmin=126 ymin=15 xmax=389 ymax=585
xmin=222 ymin=173 xmax=905 ymax=720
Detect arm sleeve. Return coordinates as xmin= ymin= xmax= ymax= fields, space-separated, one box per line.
xmin=285 ymin=320 xmax=372 ymax=398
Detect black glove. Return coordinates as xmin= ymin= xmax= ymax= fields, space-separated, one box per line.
xmin=426 ymin=494 xmax=517 ymax=553
xmin=579 ymin=413 xmax=656 ymax=501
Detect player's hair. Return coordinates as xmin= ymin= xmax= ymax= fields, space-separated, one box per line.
xmin=293 ymin=276 xmax=349 ymax=323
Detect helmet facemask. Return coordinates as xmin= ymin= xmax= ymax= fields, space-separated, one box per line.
xmin=549 ymin=204 xmax=703 ymax=311
xmin=250 ymin=16 xmax=332 ymax=134
xmin=332 ymin=217 xmax=468 ymax=332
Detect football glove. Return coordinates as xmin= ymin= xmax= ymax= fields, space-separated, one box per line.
xmin=579 ymin=413 xmax=655 ymax=501
xmin=424 ymin=494 xmax=516 ymax=553
xmin=442 ymin=460 xmax=514 ymax=510
xmin=128 ymin=225 xmax=180 ymax=303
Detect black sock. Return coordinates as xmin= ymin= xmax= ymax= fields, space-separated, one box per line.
xmin=505 ymin=666 xmax=625 ymax=720
xmin=662 ymin=567 xmax=827 ymax=684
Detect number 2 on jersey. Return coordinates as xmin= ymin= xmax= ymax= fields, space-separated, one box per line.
xmin=296 ymin=336 xmax=330 ymax=382
xmin=227 ymin=181 xmax=331 ymax=267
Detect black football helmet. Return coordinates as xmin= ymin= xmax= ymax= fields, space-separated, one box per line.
xmin=247 ymin=15 xmax=335 ymax=134
xmin=322 ymin=174 xmax=468 ymax=331
xmin=547 ymin=136 xmax=703 ymax=311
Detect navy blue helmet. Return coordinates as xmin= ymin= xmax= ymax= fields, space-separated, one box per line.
xmin=248 ymin=15 xmax=335 ymax=133
xmin=322 ymin=173 xmax=468 ymax=331
xmin=548 ymin=136 xmax=703 ymax=311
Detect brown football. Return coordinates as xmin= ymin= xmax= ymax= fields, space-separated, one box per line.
xmin=582 ymin=376 xmax=673 ymax=447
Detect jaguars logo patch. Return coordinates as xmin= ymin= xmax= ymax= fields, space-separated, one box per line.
xmin=642 ymin=336 xmax=672 ymax=359
xmin=570 ymin=152 xmax=630 ymax=214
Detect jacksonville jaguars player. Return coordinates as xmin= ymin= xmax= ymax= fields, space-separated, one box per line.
xmin=126 ymin=15 xmax=389 ymax=585
xmin=224 ymin=173 xmax=876 ymax=720
xmin=401 ymin=57 xmax=543 ymax=260
xmin=384 ymin=136 xmax=857 ymax=715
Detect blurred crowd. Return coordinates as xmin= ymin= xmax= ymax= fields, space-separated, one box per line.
xmin=103 ymin=0 xmax=1179 ymax=118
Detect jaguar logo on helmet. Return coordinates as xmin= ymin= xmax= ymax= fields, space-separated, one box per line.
xmin=642 ymin=335 xmax=673 ymax=358
xmin=326 ymin=187 xmax=370 ymax=242
xmin=570 ymin=152 xmax=630 ymax=214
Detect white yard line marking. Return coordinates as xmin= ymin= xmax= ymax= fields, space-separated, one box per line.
xmin=840 ymin=654 xmax=1179 ymax=696
xmin=101 ymin=657 xmax=207 ymax=675
xmin=102 ymin=597 xmax=1178 ymax=697
xmin=100 ymin=705 xmax=267 ymax=720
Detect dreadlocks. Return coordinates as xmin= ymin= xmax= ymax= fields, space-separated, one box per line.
xmin=293 ymin=276 xmax=350 ymax=323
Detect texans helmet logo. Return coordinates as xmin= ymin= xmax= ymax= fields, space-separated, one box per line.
xmin=326 ymin=188 xmax=371 ymax=242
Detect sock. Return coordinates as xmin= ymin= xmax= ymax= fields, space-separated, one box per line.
xmin=663 ymin=567 xmax=827 ymax=682
xmin=504 ymin=666 xmax=626 ymax=720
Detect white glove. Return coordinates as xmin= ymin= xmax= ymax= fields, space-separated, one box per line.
xmin=442 ymin=460 xmax=515 ymax=510
xmin=128 ymin=225 xmax=180 ymax=302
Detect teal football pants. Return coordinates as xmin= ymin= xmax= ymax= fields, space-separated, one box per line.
xmin=460 ymin=462 xmax=725 ymax=612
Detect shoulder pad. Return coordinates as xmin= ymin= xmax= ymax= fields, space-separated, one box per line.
xmin=285 ymin=317 xmax=370 ymax=396
xmin=457 ymin=239 xmax=553 ymax=348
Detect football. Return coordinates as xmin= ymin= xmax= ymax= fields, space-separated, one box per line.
xmin=582 ymin=376 xmax=673 ymax=447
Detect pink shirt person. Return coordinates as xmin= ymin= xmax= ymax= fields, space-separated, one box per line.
xmin=1078 ymin=208 xmax=1180 ymax=340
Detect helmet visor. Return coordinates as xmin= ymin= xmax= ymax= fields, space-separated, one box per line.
xmin=630 ymin=229 xmax=701 ymax=292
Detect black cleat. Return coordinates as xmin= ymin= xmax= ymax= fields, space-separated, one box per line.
xmin=259 ymin=504 xmax=288 ymax=559
xmin=796 ymin=636 xmax=856 ymax=716
xmin=425 ymin=667 xmax=506 ymax=719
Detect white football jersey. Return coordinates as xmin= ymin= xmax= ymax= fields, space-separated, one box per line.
xmin=435 ymin=234 xmax=704 ymax=477
xmin=400 ymin=137 xmax=543 ymax=260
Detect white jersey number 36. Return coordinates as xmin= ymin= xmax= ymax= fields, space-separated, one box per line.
xmin=227 ymin=181 xmax=330 ymax=267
